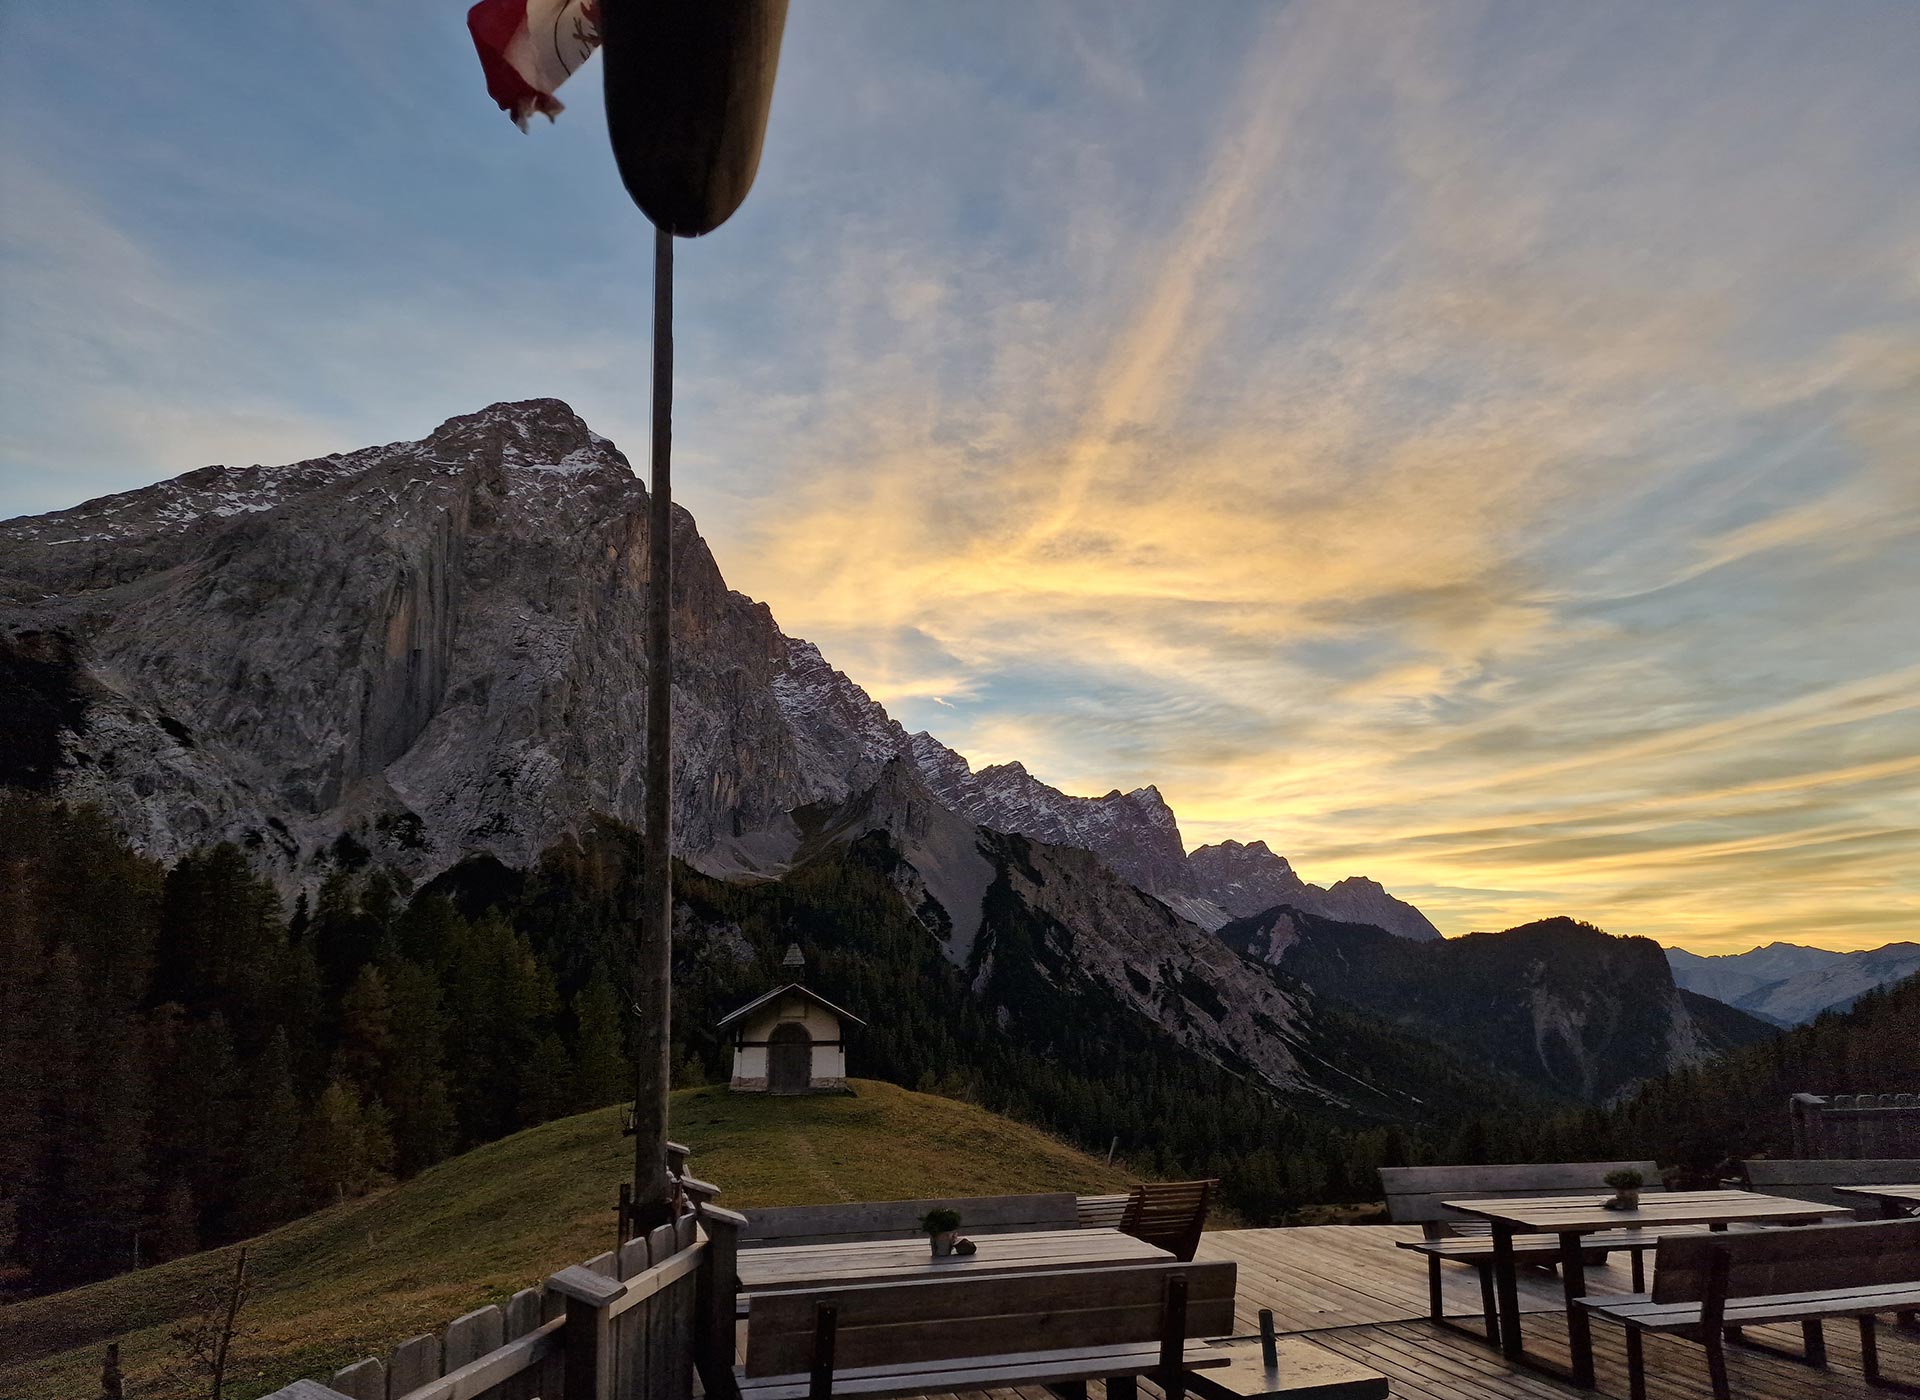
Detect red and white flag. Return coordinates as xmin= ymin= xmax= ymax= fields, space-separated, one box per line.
xmin=468 ymin=0 xmax=601 ymax=132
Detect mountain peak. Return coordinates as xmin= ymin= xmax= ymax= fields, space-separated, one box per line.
xmin=424 ymin=398 xmax=610 ymax=473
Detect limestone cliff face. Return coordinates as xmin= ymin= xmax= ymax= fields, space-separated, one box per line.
xmin=0 ymin=400 xmax=846 ymax=882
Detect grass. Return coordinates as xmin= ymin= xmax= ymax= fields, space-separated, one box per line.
xmin=0 ymin=1080 xmax=1137 ymax=1400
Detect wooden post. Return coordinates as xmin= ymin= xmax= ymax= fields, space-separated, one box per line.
xmin=100 ymin=1342 xmax=123 ymax=1400
xmin=695 ymin=1204 xmax=747 ymax=1400
xmin=808 ymin=1303 xmax=837 ymax=1400
xmin=633 ymin=220 xmax=676 ymax=1237
xmin=1159 ymin=1274 xmax=1188 ymax=1400
xmin=549 ymin=1263 xmax=628 ymax=1400
xmin=1258 ymin=1309 xmax=1277 ymax=1370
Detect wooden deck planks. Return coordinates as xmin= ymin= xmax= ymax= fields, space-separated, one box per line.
xmin=905 ymin=1225 xmax=1918 ymax=1400
xmin=1194 ymin=1226 xmax=1639 ymax=1335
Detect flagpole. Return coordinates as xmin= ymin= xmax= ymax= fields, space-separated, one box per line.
xmin=635 ymin=221 xmax=675 ymax=1233
xmin=595 ymin=0 xmax=788 ymax=1242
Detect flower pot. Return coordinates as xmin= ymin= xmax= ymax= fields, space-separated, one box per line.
xmin=1606 ymin=1190 xmax=1640 ymax=1211
xmin=930 ymin=1231 xmax=957 ymax=1257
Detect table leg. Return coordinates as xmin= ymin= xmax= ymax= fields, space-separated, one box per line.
xmin=1105 ymin=1377 xmax=1138 ymax=1400
xmin=1560 ymin=1231 xmax=1594 ymax=1389
xmin=1494 ymin=1223 xmax=1524 ymax=1361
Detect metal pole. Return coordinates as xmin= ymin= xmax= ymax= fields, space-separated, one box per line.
xmin=633 ymin=222 xmax=675 ymax=1231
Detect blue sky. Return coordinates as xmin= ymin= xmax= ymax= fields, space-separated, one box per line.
xmin=3 ymin=1 xmax=1917 ymax=950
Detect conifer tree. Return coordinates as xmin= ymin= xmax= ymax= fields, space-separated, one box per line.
xmin=520 ymin=1032 xmax=575 ymax=1127
xmin=229 ymin=1029 xmax=304 ymax=1237
xmin=332 ymin=965 xmax=393 ymax=1094
xmin=380 ymin=960 xmax=456 ymax=1176
xmin=444 ymin=914 xmax=559 ymax=1143
xmin=150 ymin=1178 xmax=200 ymax=1263
xmin=58 ymin=1022 xmax=152 ymax=1286
xmin=146 ymin=1010 xmax=242 ymax=1242
xmin=570 ymin=969 xmax=629 ymax=1111
xmin=298 ymin=1079 xmax=394 ymax=1207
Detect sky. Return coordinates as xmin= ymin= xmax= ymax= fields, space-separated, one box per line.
xmin=2 ymin=2 xmax=1916 ymax=953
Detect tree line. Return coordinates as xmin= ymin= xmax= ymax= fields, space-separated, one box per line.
xmin=0 ymin=797 xmax=637 ymax=1296
xmin=21 ymin=791 xmax=1869 ymax=1298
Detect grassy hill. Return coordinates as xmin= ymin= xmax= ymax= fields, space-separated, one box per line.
xmin=0 ymin=1080 xmax=1136 ymax=1400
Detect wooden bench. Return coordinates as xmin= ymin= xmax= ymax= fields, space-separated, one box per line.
xmin=1577 ymin=1217 xmax=1920 ymax=1400
xmin=1739 ymin=1158 xmax=1920 ymax=1213
xmin=1379 ymin=1161 xmax=1690 ymax=1343
xmin=1119 ymin=1180 xmax=1217 ymax=1262
xmin=737 ymin=1257 xmax=1238 ymax=1400
xmin=741 ymin=1193 xmax=1080 ymax=1249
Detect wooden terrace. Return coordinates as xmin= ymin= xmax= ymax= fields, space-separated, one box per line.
xmin=718 ymin=1221 xmax=1919 ymax=1399
xmin=893 ymin=1225 xmax=1920 ymax=1400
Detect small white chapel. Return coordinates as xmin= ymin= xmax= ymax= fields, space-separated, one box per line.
xmin=716 ymin=945 xmax=864 ymax=1094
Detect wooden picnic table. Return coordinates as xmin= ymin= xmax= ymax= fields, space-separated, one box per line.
xmin=738 ymin=1226 xmax=1171 ymax=1295
xmin=1443 ymin=1188 xmax=1851 ymax=1389
xmin=1835 ymin=1183 xmax=1920 ymax=1217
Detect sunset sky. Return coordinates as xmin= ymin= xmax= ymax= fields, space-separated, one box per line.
xmin=3 ymin=2 xmax=1916 ymax=952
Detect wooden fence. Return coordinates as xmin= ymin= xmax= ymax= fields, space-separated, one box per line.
xmin=257 ymin=1148 xmax=746 ymax=1400
xmin=1791 ymin=1092 xmax=1920 ymax=1159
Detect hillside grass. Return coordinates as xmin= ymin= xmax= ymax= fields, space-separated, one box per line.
xmin=1 ymin=1080 xmax=1137 ymax=1400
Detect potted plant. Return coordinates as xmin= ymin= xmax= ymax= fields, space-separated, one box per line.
xmin=1602 ymin=1169 xmax=1644 ymax=1211
xmin=919 ymin=1207 xmax=962 ymax=1257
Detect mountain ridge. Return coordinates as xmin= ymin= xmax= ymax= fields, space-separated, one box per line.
xmin=0 ymin=397 xmax=1441 ymax=938
xmin=1221 ymin=908 xmax=1778 ymax=1102
xmin=1665 ymin=941 xmax=1920 ymax=1025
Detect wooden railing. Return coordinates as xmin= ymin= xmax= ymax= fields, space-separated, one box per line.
xmin=257 ymin=1148 xmax=746 ymax=1400
xmin=245 ymin=1182 xmax=1140 ymax=1400
xmin=1791 ymin=1092 xmax=1920 ymax=1159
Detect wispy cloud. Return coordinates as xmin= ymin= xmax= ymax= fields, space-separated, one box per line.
xmin=2 ymin=1 xmax=1915 ymax=952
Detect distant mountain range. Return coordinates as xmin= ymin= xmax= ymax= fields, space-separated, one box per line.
xmin=1224 ymin=909 xmax=1774 ymax=1102
xmin=1665 ymin=941 xmax=1920 ymax=1025
xmin=1 ymin=398 xmax=1778 ymax=1111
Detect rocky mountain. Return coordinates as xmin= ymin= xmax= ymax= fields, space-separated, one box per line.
xmin=1 ymin=400 xmax=1442 ymax=942
xmin=1221 ymin=909 xmax=1778 ymax=1102
xmin=0 ymin=400 xmax=916 ymax=884
xmin=906 ymin=734 xmax=1193 ymax=896
xmin=798 ymin=758 xmax=1319 ymax=1097
xmin=1186 ymin=839 xmax=1441 ymax=940
xmin=1667 ymin=941 xmax=1920 ymax=1026
xmin=3 ymin=398 xmax=1777 ymax=1118
xmin=895 ymin=740 xmax=1442 ymax=938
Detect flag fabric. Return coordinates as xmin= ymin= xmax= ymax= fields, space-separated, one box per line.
xmin=468 ymin=0 xmax=601 ymax=131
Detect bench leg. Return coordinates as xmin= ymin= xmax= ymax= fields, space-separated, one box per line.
xmin=1426 ymin=1256 xmax=1442 ymax=1321
xmin=1862 ymin=1317 xmax=1880 ymax=1383
xmin=1625 ymin=1327 xmax=1646 ymax=1400
xmin=1559 ymin=1231 xmax=1595 ymax=1388
xmin=1477 ymin=1264 xmax=1500 ymax=1344
xmin=1704 ymin=1330 xmax=1731 ymax=1400
xmin=1492 ymin=1224 xmax=1524 ymax=1361
xmin=1047 ymin=1383 xmax=1088 ymax=1400
xmin=1630 ymin=1247 xmax=1644 ymax=1294
xmin=1803 ymin=1319 xmax=1827 ymax=1367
